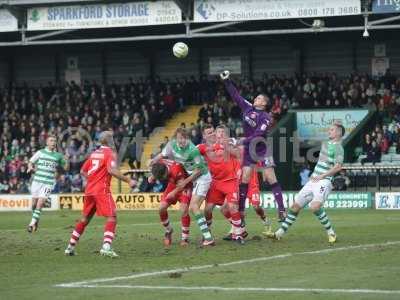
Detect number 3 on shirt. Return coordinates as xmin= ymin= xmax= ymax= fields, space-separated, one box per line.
xmin=88 ymin=159 xmax=100 ymax=175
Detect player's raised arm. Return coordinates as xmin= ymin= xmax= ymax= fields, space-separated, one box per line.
xmin=220 ymin=70 xmax=252 ymax=111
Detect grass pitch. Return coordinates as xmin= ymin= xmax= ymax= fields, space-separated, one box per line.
xmin=1 ymin=209 xmax=399 ymax=300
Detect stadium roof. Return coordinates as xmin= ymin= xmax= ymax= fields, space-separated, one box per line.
xmin=0 ymin=0 xmax=399 ymax=47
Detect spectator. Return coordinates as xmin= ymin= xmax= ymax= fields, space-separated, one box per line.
xmin=376 ymin=132 xmax=389 ymax=154
xmin=70 ymin=174 xmax=83 ymax=192
xmin=55 ymin=174 xmax=71 ymax=193
xmin=362 ymin=133 xmax=372 ymax=154
xmin=198 ymin=103 xmax=209 ymax=121
xmin=0 ymin=180 xmax=9 ymax=193
xmin=190 ymin=128 xmax=202 ymax=145
xmin=361 ymin=140 xmax=381 ymax=164
xmin=127 ymin=142 xmax=140 ymax=170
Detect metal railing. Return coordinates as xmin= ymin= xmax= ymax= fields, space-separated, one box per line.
xmin=342 ymin=164 xmax=400 ymax=191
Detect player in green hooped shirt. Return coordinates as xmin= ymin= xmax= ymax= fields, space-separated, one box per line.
xmin=27 ymin=135 xmax=70 ymax=233
xmin=151 ymin=128 xmax=215 ymax=246
xmin=266 ymin=123 xmax=345 ymax=244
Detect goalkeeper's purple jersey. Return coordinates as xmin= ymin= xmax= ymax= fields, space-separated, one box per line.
xmin=224 ymin=80 xmax=272 ymax=145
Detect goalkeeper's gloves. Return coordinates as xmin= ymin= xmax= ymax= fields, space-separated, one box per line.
xmin=220 ymin=70 xmax=230 ymax=80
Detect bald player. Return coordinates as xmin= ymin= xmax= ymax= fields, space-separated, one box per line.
xmin=64 ymin=131 xmax=136 ymax=257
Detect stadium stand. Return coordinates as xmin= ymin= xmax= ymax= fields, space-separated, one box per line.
xmin=2 ymin=70 xmax=399 ymax=193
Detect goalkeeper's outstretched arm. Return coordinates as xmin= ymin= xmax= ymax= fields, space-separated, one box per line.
xmin=220 ymin=70 xmax=252 ymax=111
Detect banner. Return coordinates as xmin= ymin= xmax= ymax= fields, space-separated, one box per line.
xmin=372 ymin=0 xmax=400 ymax=14
xmin=372 ymin=57 xmax=390 ymax=77
xmin=375 ymin=193 xmax=400 ymax=209
xmin=0 ymin=194 xmax=59 ymax=211
xmin=209 ymin=56 xmax=241 ymax=75
xmin=59 ymin=193 xmax=179 ymax=210
xmin=259 ymin=191 xmax=372 ymax=209
xmin=27 ymin=1 xmax=181 ymax=31
xmin=296 ymin=110 xmax=369 ymax=141
xmin=0 ymin=9 xmax=18 ymax=32
xmin=194 ymin=0 xmax=361 ymax=23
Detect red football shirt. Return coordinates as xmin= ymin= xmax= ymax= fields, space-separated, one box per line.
xmin=197 ymin=143 xmax=237 ymax=181
xmin=81 ymin=146 xmax=116 ymax=195
xmin=159 ymin=159 xmax=187 ymax=184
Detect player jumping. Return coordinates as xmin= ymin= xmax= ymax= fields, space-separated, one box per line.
xmin=64 ymin=131 xmax=136 ymax=257
xmin=150 ymin=128 xmax=215 ymax=246
xmin=266 ymin=124 xmax=344 ymax=244
xmin=150 ymin=159 xmax=192 ymax=247
xmin=220 ymin=70 xmax=287 ymax=222
xmin=27 ymin=135 xmax=69 ymax=233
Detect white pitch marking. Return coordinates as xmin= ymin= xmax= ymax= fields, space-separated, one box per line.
xmin=62 ymin=285 xmax=400 ymax=295
xmin=55 ymin=240 xmax=400 ymax=288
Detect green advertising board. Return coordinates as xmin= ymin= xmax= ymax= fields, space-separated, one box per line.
xmin=257 ymin=191 xmax=372 ymax=209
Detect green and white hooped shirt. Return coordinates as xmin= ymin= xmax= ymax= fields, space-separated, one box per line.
xmin=161 ymin=140 xmax=209 ymax=176
xmin=311 ymin=140 xmax=344 ymax=182
xmin=30 ymin=148 xmax=66 ymax=186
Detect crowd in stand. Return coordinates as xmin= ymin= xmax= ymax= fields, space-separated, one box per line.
xmin=1 ymin=71 xmax=400 ymax=193
xmin=357 ymin=73 xmax=400 ymax=164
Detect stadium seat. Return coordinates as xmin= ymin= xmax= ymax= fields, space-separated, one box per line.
xmin=357 ymin=155 xmax=367 ymax=163
xmin=391 ymin=154 xmax=400 ymax=162
xmin=388 ymin=146 xmax=396 ymax=154
xmin=354 ymin=147 xmax=363 ymax=158
xmin=381 ymin=154 xmax=392 ymax=162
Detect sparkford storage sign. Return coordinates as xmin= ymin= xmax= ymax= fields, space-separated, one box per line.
xmin=27 ymin=1 xmax=181 ymax=31
xmin=194 ymin=0 xmax=361 ymax=23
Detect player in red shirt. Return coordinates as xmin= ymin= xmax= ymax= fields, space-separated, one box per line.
xmin=64 ymin=131 xmax=136 ymax=257
xmin=150 ymin=159 xmax=192 ymax=247
xmin=198 ymin=125 xmax=246 ymax=244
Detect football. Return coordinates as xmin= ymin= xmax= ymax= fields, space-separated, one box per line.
xmin=173 ymin=42 xmax=189 ymax=58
